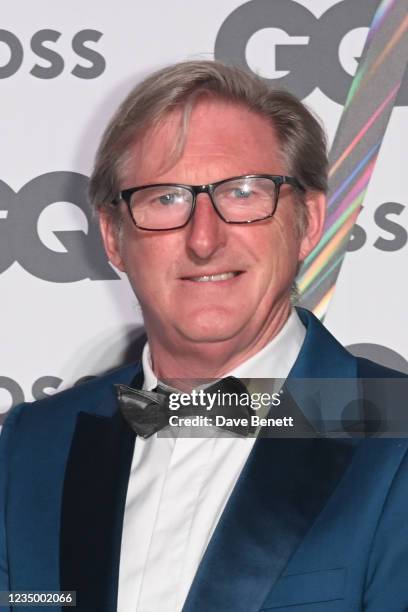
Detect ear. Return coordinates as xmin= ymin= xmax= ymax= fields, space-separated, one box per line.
xmin=99 ymin=211 xmax=126 ymax=272
xmin=298 ymin=191 xmax=326 ymax=261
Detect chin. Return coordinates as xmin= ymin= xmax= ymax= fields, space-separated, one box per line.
xmin=177 ymin=309 xmax=247 ymax=344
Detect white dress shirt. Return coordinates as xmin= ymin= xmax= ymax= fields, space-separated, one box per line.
xmin=117 ymin=310 xmax=306 ymax=612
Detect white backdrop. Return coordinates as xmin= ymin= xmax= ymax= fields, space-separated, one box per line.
xmin=1 ymin=0 xmax=407 ymax=420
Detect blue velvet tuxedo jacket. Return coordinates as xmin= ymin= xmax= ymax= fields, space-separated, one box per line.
xmin=1 ymin=308 xmax=408 ymax=611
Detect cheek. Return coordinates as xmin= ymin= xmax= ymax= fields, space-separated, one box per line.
xmin=273 ymin=212 xmax=301 ymax=262
xmin=256 ymin=223 xmax=300 ymax=289
xmin=120 ymin=235 xmax=176 ymax=297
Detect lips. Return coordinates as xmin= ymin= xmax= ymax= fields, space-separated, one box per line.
xmin=182 ymin=271 xmax=243 ymax=282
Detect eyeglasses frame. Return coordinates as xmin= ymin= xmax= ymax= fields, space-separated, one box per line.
xmin=112 ymin=174 xmax=304 ymax=231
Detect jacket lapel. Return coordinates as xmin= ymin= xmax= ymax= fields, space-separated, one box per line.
xmin=60 ymin=369 xmax=143 ymax=612
xmin=183 ymin=437 xmax=354 ymax=612
xmin=183 ymin=308 xmax=359 ymax=612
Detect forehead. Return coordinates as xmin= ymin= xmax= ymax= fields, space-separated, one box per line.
xmin=121 ymin=98 xmax=285 ymax=186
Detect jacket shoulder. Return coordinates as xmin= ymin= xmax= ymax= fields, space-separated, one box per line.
xmin=2 ymin=362 xmax=141 ymax=433
xmin=356 ymin=356 xmax=407 ymax=379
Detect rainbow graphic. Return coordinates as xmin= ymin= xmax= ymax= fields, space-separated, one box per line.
xmin=298 ymin=0 xmax=408 ymax=319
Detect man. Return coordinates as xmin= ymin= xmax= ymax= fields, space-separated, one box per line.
xmin=1 ymin=60 xmax=407 ymax=611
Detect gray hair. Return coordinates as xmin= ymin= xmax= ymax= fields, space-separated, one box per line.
xmin=88 ymin=60 xmax=328 ymax=234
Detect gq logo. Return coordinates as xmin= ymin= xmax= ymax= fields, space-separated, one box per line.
xmin=0 ymin=29 xmax=105 ymax=79
xmin=0 ymin=374 xmax=97 ymax=424
xmin=348 ymin=203 xmax=407 ymax=252
xmin=215 ymin=0 xmax=407 ymax=105
xmin=0 ymin=173 xmax=118 ymax=282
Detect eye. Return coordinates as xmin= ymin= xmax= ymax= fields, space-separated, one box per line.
xmin=231 ymin=186 xmax=253 ymax=199
xmin=158 ymin=192 xmax=178 ymax=205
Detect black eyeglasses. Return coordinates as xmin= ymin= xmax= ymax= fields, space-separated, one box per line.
xmin=112 ymin=174 xmax=304 ymax=231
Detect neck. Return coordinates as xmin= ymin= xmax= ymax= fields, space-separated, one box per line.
xmin=147 ymin=304 xmax=292 ymax=382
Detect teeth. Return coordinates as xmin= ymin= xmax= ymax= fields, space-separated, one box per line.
xmin=190 ymin=272 xmax=239 ymax=282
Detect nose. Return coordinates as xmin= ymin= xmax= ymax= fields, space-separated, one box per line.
xmin=185 ymin=193 xmax=227 ymax=260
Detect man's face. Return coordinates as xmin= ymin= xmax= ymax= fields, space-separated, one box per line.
xmin=100 ymin=98 xmax=324 ymax=361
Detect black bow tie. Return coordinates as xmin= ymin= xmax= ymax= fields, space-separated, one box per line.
xmin=116 ymin=376 xmax=256 ymax=438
